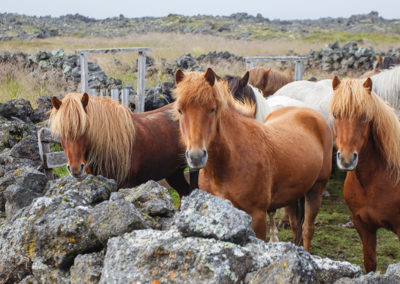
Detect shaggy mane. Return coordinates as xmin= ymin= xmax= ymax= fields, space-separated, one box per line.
xmin=173 ymin=71 xmax=255 ymax=118
xmin=330 ymin=78 xmax=400 ymax=180
xmin=49 ymin=93 xmax=136 ymax=186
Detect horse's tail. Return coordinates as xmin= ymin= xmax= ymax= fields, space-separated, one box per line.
xmin=294 ymin=196 xmax=305 ymax=246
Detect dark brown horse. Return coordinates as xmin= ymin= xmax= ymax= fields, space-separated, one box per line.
xmin=248 ymin=67 xmax=293 ymax=97
xmin=330 ymin=76 xmax=400 ymax=272
xmin=174 ymin=68 xmax=332 ymax=250
xmin=50 ymin=93 xmax=192 ymax=198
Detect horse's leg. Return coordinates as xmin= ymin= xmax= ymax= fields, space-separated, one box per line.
xmin=285 ymin=203 xmax=299 ymax=242
xmin=268 ymin=210 xmax=279 ymax=242
xmin=165 ymin=168 xmax=191 ymax=198
xmin=302 ymin=180 xmax=325 ymax=251
xmin=277 ymin=208 xmax=290 ymax=229
xmin=252 ymin=209 xmax=267 ymax=241
xmin=353 ymin=216 xmax=377 ymax=272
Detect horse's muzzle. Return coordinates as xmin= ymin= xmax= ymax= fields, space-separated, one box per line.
xmin=186 ymin=149 xmax=208 ymax=169
xmin=67 ymin=163 xmax=87 ymax=178
xmin=336 ymin=151 xmax=358 ymax=171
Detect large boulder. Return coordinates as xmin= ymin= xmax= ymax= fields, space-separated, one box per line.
xmin=175 ymin=189 xmax=255 ymax=245
xmin=70 ymin=251 xmax=104 ymax=284
xmin=0 ymin=117 xmax=37 ymax=151
xmin=335 ymin=262 xmax=400 ymax=283
xmin=30 ymin=96 xmax=52 ymax=123
xmin=100 ymin=229 xmax=254 ymax=284
xmin=0 ymin=175 xmax=117 ymax=280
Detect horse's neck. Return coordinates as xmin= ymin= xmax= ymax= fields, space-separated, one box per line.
xmin=355 ymin=133 xmax=386 ymax=187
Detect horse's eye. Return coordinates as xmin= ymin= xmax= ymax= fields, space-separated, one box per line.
xmin=178 ymin=109 xmax=183 ymax=115
xmin=210 ymin=108 xmax=215 ymax=114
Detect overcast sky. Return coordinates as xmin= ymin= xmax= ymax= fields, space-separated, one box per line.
xmin=1 ymin=0 xmax=399 ymax=20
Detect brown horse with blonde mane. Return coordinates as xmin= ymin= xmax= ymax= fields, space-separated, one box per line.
xmin=330 ymin=76 xmax=400 ymax=272
xmin=248 ymin=66 xmax=293 ymax=97
xmin=174 ymin=68 xmax=332 ymax=250
xmin=49 ymin=93 xmax=192 ymax=197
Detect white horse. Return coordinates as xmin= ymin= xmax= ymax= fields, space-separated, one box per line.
xmin=371 ymin=65 xmax=400 ymax=114
xmin=266 ymin=79 xmax=334 ymax=131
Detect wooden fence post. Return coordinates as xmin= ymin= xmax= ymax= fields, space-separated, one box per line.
xmin=80 ymin=52 xmax=89 ymax=93
xmin=136 ymin=51 xmax=146 ymax=113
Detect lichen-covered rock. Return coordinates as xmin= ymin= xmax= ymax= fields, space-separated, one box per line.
xmin=70 ymin=251 xmax=104 ymax=284
xmin=8 ymin=135 xmax=41 ymax=166
xmin=30 ymin=96 xmax=52 ymax=123
xmin=31 ymin=258 xmax=71 ymax=284
xmin=100 ymin=229 xmax=254 ymax=284
xmin=46 ymin=175 xmax=117 ymax=205
xmin=0 ymin=175 xmax=116 ymax=277
xmin=243 ymin=241 xmax=362 ymax=284
xmin=335 ymin=262 xmax=400 ymax=283
xmin=0 ymin=166 xmax=47 ymax=215
xmin=175 ymin=189 xmax=255 ymax=245
xmin=0 ymin=99 xmax=33 ymax=122
xmin=0 ymin=118 xmax=37 ymax=151
xmin=118 ymin=180 xmax=175 ymax=229
xmin=88 ymin=192 xmax=148 ymax=243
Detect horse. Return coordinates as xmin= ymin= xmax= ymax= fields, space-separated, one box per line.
xmin=174 ymin=68 xmax=333 ymax=251
xmin=371 ymin=65 xmax=400 ymax=115
xmin=269 ymin=79 xmax=334 ymax=131
xmin=330 ymin=76 xmax=400 ymax=272
xmin=49 ymin=93 xmax=193 ymax=198
xmin=361 ymin=55 xmax=400 ymax=78
xmin=248 ymin=66 xmax=293 ymax=97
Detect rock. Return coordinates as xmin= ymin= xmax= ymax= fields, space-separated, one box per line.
xmin=0 ymin=118 xmax=37 ymax=151
xmin=9 ymin=135 xmax=41 ymax=165
xmin=0 ymin=175 xmax=116 ymax=275
xmin=175 ymin=189 xmax=255 ymax=245
xmin=88 ymin=192 xmax=148 ymax=243
xmin=0 ymin=166 xmax=47 ymax=215
xmin=31 ymin=258 xmax=71 ymax=284
xmin=0 ymin=99 xmax=33 ymax=122
xmin=176 ymin=53 xmax=202 ymax=71
xmin=100 ymin=229 xmax=254 ymax=283
xmin=70 ymin=251 xmax=104 ymax=284
xmin=30 ymin=96 xmax=51 ymax=123
xmin=117 ymin=180 xmax=175 ymax=229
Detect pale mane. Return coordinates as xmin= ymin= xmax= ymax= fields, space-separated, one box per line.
xmin=330 ymin=79 xmax=400 ymax=180
xmin=49 ymin=93 xmax=136 ymax=186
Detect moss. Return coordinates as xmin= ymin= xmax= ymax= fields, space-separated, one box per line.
xmin=13 ymin=168 xmax=22 ymax=176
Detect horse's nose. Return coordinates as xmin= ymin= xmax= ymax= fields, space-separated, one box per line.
xmin=186 ymin=149 xmax=208 ymax=169
xmin=337 ymin=151 xmax=358 ymax=170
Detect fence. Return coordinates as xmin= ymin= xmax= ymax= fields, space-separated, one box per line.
xmin=76 ymin=47 xmax=150 ymax=112
xmin=245 ymin=56 xmax=309 ymax=81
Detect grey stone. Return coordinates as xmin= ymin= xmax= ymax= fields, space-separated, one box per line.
xmin=0 ymin=99 xmax=33 ymax=122
xmin=31 ymin=258 xmax=71 ymax=284
xmin=175 ymin=189 xmax=255 ymax=245
xmin=0 ymin=118 xmax=37 ymax=151
xmin=70 ymin=251 xmax=104 ymax=284
xmin=9 ymin=135 xmax=41 ymax=165
xmin=4 ymin=184 xmax=42 ymax=220
xmin=100 ymin=229 xmax=253 ymax=284
xmin=88 ymin=193 xmax=148 ymax=243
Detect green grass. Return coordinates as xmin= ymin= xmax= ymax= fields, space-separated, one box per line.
xmin=274 ymin=170 xmax=400 ymax=273
xmin=303 ymin=31 xmax=400 ymax=45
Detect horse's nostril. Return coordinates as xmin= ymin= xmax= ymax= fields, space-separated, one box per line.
xmin=202 ymin=150 xmax=207 ymax=157
xmin=80 ymin=164 xmax=85 ymax=172
xmin=185 ymin=150 xmax=189 ymax=158
xmin=67 ymin=165 xmax=71 ymax=172
xmin=337 ymin=152 xmax=341 ymax=159
xmin=353 ymin=152 xmax=358 ymax=160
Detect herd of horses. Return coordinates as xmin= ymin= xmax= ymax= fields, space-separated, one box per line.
xmin=49 ymin=56 xmax=400 ymax=273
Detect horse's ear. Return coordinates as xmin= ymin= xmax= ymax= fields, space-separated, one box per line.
xmin=175 ymin=69 xmax=185 ymax=84
xmin=363 ymin=77 xmax=373 ymax=94
xmin=376 ymin=54 xmax=382 ymax=64
xmin=51 ymin=96 xmax=62 ymax=110
xmin=204 ymin=68 xmax=215 ymax=86
xmin=239 ymin=71 xmax=249 ymax=87
xmin=81 ymin=93 xmax=89 ymax=109
xmin=332 ymin=75 xmax=341 ymax=90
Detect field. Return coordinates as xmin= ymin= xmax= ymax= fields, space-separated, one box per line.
xmin=2 ymin=32 xmax=400 ymax=273
xmin=1 ymin=32 xmax=400 ymax=103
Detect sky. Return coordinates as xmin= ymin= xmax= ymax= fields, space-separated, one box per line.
xmin=1 ymin=0 xmax=399 ymax=20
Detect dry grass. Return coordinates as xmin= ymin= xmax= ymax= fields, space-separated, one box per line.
xmin=0 ymin=63 xmax=75 ymax=106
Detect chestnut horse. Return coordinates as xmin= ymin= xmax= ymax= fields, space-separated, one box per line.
xmin=361 ymin=55 xmax=400 ymax=78
xmin=174 ymin=68 xmax=332 ymax=250
xmin=248 ymin=67 xmax=293 ymax=97
xmin=330 ymin=76 xmax=400 ymax=272
xmin=49 ymin=93 xmax=192 ymax=197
